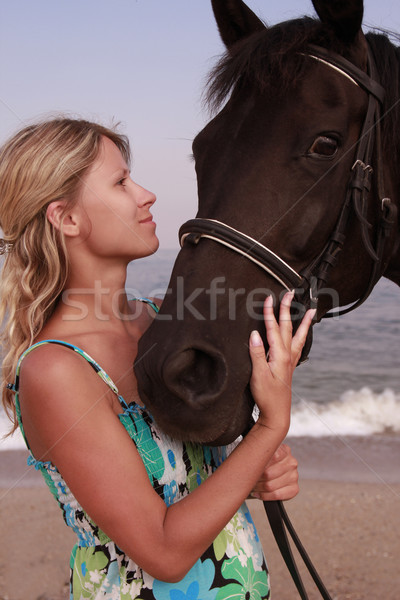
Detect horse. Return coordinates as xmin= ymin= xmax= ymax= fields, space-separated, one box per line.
xmin=135 ymin=0 xmax=400 ymax=447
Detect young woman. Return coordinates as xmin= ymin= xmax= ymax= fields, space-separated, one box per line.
xmin=0 ymin=118 xmax=315 ymax=599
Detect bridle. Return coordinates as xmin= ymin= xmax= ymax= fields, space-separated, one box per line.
xmin=179 ymin=44 xmax=397 ymax=345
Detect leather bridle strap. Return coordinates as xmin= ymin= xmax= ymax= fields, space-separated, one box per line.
xmin=307 ymin=44 xmax=385 ymax=102
xmin=299 ymin=44 xmax=396 ymax=318
xmin=179 ymin=217 xmax=303 ymax=291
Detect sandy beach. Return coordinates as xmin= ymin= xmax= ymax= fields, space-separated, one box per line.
xmin=1 ymin=436 xmax=399 ymax=600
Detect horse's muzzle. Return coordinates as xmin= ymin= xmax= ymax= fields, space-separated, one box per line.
xmin=135 ymin=334 xmax=253 ymax=444
xmin=162 ymin=345 xmax=228 ymax=409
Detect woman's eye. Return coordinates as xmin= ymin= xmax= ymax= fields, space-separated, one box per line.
xmin=117 ymin=178 xmax=127 ymax=186
xmin=308 ymin=136 xmax=338 ymax=157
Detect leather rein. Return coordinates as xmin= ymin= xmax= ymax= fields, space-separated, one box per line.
xmin=179 ymin=44 xmax=397 ymax=331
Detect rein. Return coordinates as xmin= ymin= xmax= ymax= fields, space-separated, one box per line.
xmin=179 ymin=44 xmax=397 ymax=328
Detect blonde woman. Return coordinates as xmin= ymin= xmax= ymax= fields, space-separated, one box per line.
xmin=0 ymin=118 xmax=314 ymax=599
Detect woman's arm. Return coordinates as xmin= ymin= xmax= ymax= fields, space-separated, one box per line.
xmin=19 ymin=293 xmax=314 ymax=583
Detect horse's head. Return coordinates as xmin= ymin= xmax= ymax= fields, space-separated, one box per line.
xmin=135 ymin=0 xmax=400 ymax=445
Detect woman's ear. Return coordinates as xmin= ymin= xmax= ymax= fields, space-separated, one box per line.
xmin=46 ymin=200 xmax=80 ymax=237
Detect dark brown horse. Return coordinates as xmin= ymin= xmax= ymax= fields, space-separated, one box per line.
xmin=135 ymin=0 xmax=400 ymax=446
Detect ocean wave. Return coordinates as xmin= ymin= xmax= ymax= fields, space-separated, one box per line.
xmin=289 ymin=387 xmax=400 ymax=437
xmin=1 ymin=386 xmax=400 ymax=450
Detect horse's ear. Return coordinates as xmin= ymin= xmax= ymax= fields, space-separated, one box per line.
xmin=211 ymin=0 xmax=266 ymax=49
xmin=312 ymin=0 xmax=363 ymax=43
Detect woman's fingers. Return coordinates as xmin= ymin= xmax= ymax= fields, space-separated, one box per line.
xmin=263 ymin=293 xmax=316 ymax=369
xmin=261 ymin=294 xmax=298 ymax=388
xmin=251 ymin=482 xmax=300 ymax=502
xmin=251 ymin=444 xmax=300 ymax=501
xmin=278 ymin=291 xmax=294 ymax=349
xmin=262 ymin=295 xmax=289 ymax=367
xmin=291 ymin=307 xmax=316 ymax=366
xmin=248 ymin=329 xmax=270 ymax=397
xmin=264 ymin=444 xmax=298 ymax=479
xmin=248 ymin=294 xmax=315 ymax=434
xmin=249 ymin=302 xmax=292 ymax=435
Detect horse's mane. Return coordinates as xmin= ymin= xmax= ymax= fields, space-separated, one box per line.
xmin=365 ymin=31 xmax=400 ymax=179
xmin=205 ymin=17 xmax=400 ymax=181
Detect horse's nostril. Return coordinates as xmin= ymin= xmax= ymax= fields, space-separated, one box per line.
xmin=163 ymin=347 xmax=227 ymax=407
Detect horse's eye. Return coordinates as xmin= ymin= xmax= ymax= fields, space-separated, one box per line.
xmin=308 ymin=136 xmax=338 ymax=157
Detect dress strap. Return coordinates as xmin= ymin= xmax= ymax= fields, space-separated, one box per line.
xmin=135 ymin=297 xmax=159 ymax=314
xmin=9 ymin=339 xmax=128 ymax=409
xmin=8 ymin=296 xmax=157 ymax=401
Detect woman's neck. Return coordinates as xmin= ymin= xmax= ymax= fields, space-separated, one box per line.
xmin=55 ymin=261 xmax=134 ymax=329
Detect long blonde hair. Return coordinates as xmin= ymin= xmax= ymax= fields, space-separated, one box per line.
xmin=0 ymin=118 xmax=131 ymax=430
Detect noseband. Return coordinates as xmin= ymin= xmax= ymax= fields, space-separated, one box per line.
xmin=180 ymin=44 xmax=397 ymax=336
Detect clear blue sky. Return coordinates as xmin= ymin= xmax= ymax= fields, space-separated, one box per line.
xmin=1 ymin=0 xmax=400 ymax=248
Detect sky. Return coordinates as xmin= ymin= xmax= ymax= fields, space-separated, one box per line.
xmin=1 ymin=0 xmax=400 ymax=248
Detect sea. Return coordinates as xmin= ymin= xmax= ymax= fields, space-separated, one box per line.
xmin=1 ymin=248 xmax=399 ymax=450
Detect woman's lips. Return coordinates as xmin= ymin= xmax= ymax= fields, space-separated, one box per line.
xmin=139 ymin=216 xmax=156 ymax=225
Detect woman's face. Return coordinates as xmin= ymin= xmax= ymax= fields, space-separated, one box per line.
xmin=76 ymin=135 xmax=159 ymax=261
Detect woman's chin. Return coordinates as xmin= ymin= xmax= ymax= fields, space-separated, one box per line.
xmin=135 ymin=237 xmax=160 ymax=259
xmin=148 ymin=237 xmax=160 ymax=255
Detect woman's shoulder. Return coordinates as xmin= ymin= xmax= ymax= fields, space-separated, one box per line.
xmin=16 ymin=338 xmax=124 ymax=464
xmin=18 ymin=340 xmax=97 ymax=389
xmin=18 ymin=338 xmax=119 ymax=433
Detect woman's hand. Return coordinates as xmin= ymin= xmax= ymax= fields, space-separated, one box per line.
xmin=249 ymin=292 xmax=315 ymax=437
xmin=250 ymin=444 xmax=299 ymax=501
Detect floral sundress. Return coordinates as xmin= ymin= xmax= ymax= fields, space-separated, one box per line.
xmin=13 ymin=337 xmax=270 ymax=599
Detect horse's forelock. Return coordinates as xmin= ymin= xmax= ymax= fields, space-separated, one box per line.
xmin=204 ymin=16 xmax=362 ymax=114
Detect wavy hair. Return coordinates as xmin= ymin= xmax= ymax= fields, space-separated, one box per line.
xmin=0 ymin=118 xmax=130 ymax=431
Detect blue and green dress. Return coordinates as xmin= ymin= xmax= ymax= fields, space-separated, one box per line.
xmin=12 ymin=315 xmax=270 ymax=599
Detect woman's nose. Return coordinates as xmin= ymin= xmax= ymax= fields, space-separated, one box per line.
xmin=133 ymin=182 xmax=156 ymax=207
